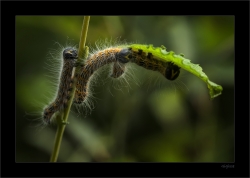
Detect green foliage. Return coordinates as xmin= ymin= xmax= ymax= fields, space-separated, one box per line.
xmin=128 ymin=44 xmax=223 ymax=99
xmin=16 ymin=16 xmax=234 ymax=162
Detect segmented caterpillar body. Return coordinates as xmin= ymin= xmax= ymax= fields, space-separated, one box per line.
xmin=74 ymin=45 xmax=182 ymax=105
xmin=116 ymin=47 xmax=181 ymax=81
xmin=43 ymin=48 xmax=78 ymax=124
xmin=74 ymin=47 xmax=125 ymax=104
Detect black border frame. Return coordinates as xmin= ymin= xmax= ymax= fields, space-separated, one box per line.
xmin=1 ymin=0 xmax=249 ymax=177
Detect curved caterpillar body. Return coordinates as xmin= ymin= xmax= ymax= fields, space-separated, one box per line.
xmin=73 ymin=45 xmax=185 ymax=105
xmin=74 ymin=47 xmax=125 ymax=104
xmin=43 ymin=47 xmax=78 ymax=124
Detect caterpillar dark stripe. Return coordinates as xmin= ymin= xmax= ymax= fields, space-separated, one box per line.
xmin=117 ymin=47 xmax=181 ymax=81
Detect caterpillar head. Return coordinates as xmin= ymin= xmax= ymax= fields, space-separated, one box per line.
xmin=63 ymin=48 xmax=78 ymax=60
xmin=117 ymin=48 xmax=132 ymax=63
xmin=165 ymin=62 xmax=181 ymax=81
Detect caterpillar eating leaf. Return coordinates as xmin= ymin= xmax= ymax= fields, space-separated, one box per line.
xmin=116 ymin=44 xmax=223 ymax=99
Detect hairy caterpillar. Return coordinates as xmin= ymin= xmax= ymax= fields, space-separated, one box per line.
xmin=73 ymin=46 xmax=183 ymax=106
xmin=43 ymin=47 xmax=78 ymax=124
xmin=42 ymin=42 xmax=222 ymax=124
xmin=74 ymin=47 xmax=125 ymax=104
xmin=74 ymin=43 xmax=222 ymax=106
xmin=42 ymin=44 xmax=128 ymax=124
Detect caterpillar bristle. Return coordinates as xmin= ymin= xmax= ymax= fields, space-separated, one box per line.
xmin=41 ymin=40 xmax=189 ymax=126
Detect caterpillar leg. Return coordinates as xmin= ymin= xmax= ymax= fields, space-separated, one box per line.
xmin=43 ymin=103 xmax=59 ymax=124
xmin=165 ymin=62 xmax=181 ymax=81
xmin=110 ymin=62 xmax=125 ymax=78
xmin=74 ymin=87 xmax=87 ymax=104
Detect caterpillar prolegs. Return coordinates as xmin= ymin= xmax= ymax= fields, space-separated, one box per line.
xmin=111 ymin=62 xmax=126 ymax=78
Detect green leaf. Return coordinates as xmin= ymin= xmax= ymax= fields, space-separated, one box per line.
xmin=127 ymin=44 xmax=223 ymax=99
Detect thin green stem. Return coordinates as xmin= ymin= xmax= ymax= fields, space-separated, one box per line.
xmin=78 ymin=16 xmax=90 ymax=57
xmin=49 ymin=113 xmax=65 ymax=162
xmin=50 ymin=16 xmax=90 ymax=162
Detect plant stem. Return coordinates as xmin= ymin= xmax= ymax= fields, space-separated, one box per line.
xmin=78 ymin=16 xmax=90 ymax=56
xmin=49 ymin=113 xmax=65 ymax=162
xmin=50 ymin=16 xmax=90 ymax=162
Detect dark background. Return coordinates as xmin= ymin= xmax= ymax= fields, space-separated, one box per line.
xmin=16 ymin=16 xmax=234 ymax=162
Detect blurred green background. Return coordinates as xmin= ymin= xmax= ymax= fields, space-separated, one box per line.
xmin=16 ymin=16 xmax=234 ymax=162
